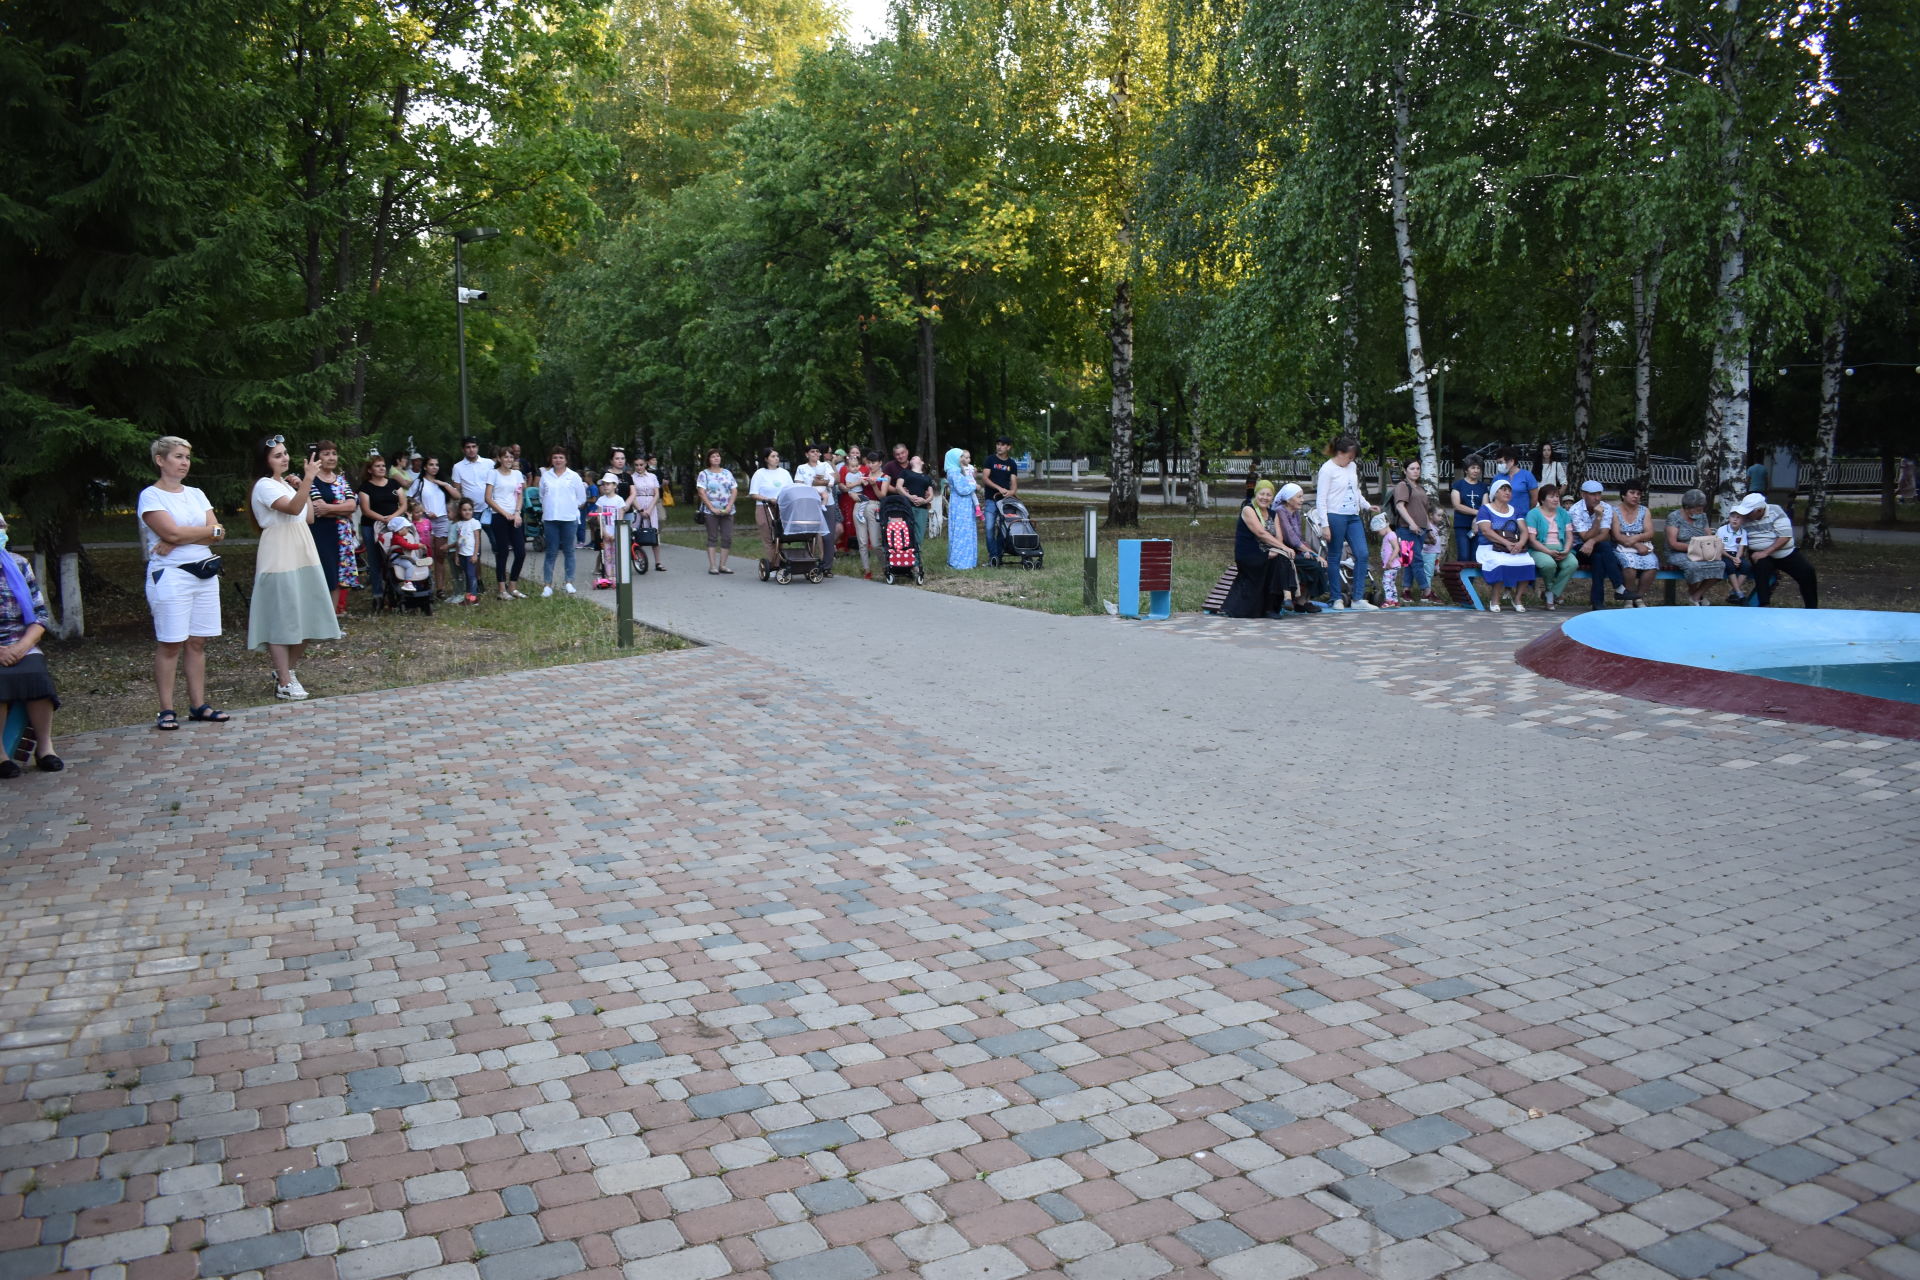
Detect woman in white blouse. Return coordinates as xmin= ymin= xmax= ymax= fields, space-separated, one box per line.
xmin=247 ymin=437 xmax=341 ymax=700
xmin=748 ymin=448 xmax=793 ymax=566
xmin=1535 ymin=442 xmax=1568 ymax=491
xmin=1313 ymin=435 xmax=1380 ymax=611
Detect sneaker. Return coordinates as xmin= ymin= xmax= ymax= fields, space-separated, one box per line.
xmin=1330 ymin=600 xmax=1348 ymax=612
xmin=1513 ymin=599 xmax=1527 ymax=613
xmin=465 ymin=594 xmax=479 ymax=605
xmin=276 ymin=682 xmax=308 ymax=701
xmin=1351 ymin=599 xmax=1379 ymax=612
xmin=541 ymin=585 xmax=554 ymax=598
xmin=1489 ymin=599 xmax=1502 ymax=613
xmin=510 ymin=588 xmax=527 ymax=599
xmin=563 ymin=582 xmax=576 ymax=595
xmin=1295 ymin=602 xmax=1323 ymax=614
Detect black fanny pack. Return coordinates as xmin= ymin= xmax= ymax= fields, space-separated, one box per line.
xmin=159 ymin=557 xmax=222 ymax=580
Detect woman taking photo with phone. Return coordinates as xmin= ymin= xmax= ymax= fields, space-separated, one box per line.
xmin=248 ymin=437 xmax=341 ymax=700
xmin=307 ymin=441 xmax=359 ymax=620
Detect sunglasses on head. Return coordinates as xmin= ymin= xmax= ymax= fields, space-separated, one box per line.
xmin=265 ymin=435 xmax=286 ymax=448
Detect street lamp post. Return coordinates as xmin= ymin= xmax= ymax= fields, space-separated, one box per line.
xmin=453 ymin=226 xmax=501 ymax=440
xmin=1042 ymin=403 xmax=1054 ymax=482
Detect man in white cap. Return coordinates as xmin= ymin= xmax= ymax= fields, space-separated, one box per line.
xmin=1568 ymin=479 xmax=1627 ymax=609
xmin=1733 ymin=492 xmax=1818 ymax=608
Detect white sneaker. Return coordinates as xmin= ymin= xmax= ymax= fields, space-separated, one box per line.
xmin=1351 ymin=599 xmax=1379 ymax=612
xmin=1330 ymin=600 xmax=1347 ymax=612
xmin=1489 ymin=599 xmax=1502 ymax=613
xmin=276 ymin=682 xmax=307 ymax=701
xmin=563 ymin=582 xmax=576 ymax=595
xmin=541 ymin=585 xmax=554 ymax=598
xmin=510 ymin=588 xmax=527 ymax=599
xmin=1513 ymin=599 xmax=1527 ymax=613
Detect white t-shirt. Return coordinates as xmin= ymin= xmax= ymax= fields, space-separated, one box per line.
xmin=415 ymin=476 xmax=448 ymax=519
xmin=138 ymin=485 xmax=215 ymax=567
xmin=749 ymin=467 xmax=792 ymax=501
xmin=451 ymin=457 xmax=493 ymax=508
xmin=250 ymin=477 xmax=309 ymax=530
xmin=485 ymin=467 xmax=525 ymax=518
xmin=452 ymin=518 xmax=482 ymax=558
xmin=795 ymin=461 xmax=835 ymax=493
xmin=1315 ymin=459 xmax=1364 ymax=517
xmin=538 ymin=467 xmax=587 ymax=525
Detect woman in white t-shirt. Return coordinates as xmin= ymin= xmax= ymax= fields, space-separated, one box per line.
xmin=413 ymin=456 xmax=456 ymax=598
xmin=1313 ymin=435 xmax=1380 ymax=611
xmin=248 ymin=437 xmax=342 ymax=700
xmin=484 ymin=446 xmax=529 ymax=601
xmin=748 ymin=448 xmax=792 ymax=566
xmin=138 ymin=435 xmax=228 ymax=730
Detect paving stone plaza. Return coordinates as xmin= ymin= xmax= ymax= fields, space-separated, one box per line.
xmin=1 ymin=563 xmax=1916 ymax=1280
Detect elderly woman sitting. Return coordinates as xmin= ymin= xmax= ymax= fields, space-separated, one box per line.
xmin=1664 ymin=488 xmax=1727 ymax=605
xmin=1221 ymin=482 xmax=1298 ymax=618
xmin=0 ymin=513 xmax=61 ymax=776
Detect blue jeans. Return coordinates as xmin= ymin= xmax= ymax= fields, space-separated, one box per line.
xmin=1576 ymin=542 xmax=1624 ymax=607
xmin=1328 ymin=512 xmax=1369 ymax=604
xmin=1452 ymin=526 xmax=1475 ymax=562
xmin=984 ymin=499 xmax=1005 ymax=562
xmin=458 ymin=554 xmax=479 ymax=595
xmin=543 ymin=521 xmax=578 ymax=584
xmin=1395 ymin=529 xmax=1431 ymax=592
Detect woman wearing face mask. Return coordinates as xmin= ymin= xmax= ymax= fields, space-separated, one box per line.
xmin=248 ymin=436 xmax=342 ymax=700
xmin=0 ymin=512 xmax=62 ymax=775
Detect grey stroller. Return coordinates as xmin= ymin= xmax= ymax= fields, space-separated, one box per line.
xmin=761 ymin=484 xmax=830 ymax=584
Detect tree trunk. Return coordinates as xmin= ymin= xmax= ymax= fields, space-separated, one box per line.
xmin=1390 ymin=59 xmax=1439 ymax=490
xmin=1806 ymin=281 xmax=1843 ymax=550
xmin=1181 ymin=382 xmax=1206 ymax=516
xmin=1570 ymin=279 xmax=1598 ymax=492
xmin=1105 ymin=45 xmax=1138 ymax=529
xmin=1340 ymin=225 xmax=1360 ymax=434
xmin=916 ymin=307 xmax=937 ymax=464
xmin=1700 ymin=1 xmax=1750 ymax=510
xmin=1630 ymin=246 xmax=1662 ymax=475
xmin=860 ymin=322 xmax=885 ymax=458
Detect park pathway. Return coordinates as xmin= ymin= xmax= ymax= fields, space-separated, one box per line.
xmin=0 ymin=548 xmax=1912 ymax=1280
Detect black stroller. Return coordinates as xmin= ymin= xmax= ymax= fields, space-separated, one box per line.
xmin=760 ymin=484 xmax=829 ymax=584
xmin=994 ymin=498 xmax=1044 ymax=570
xmin=878 ymin=493 xmax=924 ymax=586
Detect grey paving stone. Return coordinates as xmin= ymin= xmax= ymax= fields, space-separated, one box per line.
xmin=1191 ymin=1027 xmax=1265 ymax=1054
xmin=1379 ymin=1116 xmax=1471 ymax=1155
xmin=1176 ymin=1219 xmax=1257 ymax=1260
xmin=689 ymin=1084 xmax=776 ymax=1118
xmin=1744 ymin=1145 xmax=1837 ymax=1184
xmin=769 ymin=1245 xmax=880 ymax=1280
xmin=767 ymin=1119 xmax=859 ymax=1156
xmin=473 ymin=1216 xmax=545 ymax=1255
xmin=501 ymin=1184 xmax=539 ymax=1216
xmin=975 ymin=1029 xmax=1055 ymax=1057
xmin=1365 ymin=1194 xmax=1466 ymax=1240
xmin=1233 ymin=957 xmax=1301 ymax=982
xmin=793 ymin=1180 xmax=868 ymax=1214
xmin=1411 ymin=978 xmax=1480 ymax=1000
xmin=1700 ymin=1130 xmax=1773 ymax=1161
xmin=1229 ymin=1101 xmax=1298 ymax=1131
xmin=1587 ymin=1169 xmax=1663 ymax=1205
xmin=1014 ymin=1121 xmax=1106 ymax=1158
xmin=735 ymin=982 xmax=805 ymax=1006
xmin=1618 ymin=1080 xmax=1703 ymax=1113
xmin=1638 ymin=1230 xmax=1746 ymax=1278
xmin=1036 ymin=1192 xmax=1084 ymax=1223
xmin=0 ymin=1245 xmax=59 ymax=1280
xmin=197 ymin=1232 xmax=305 ymax=1277
xmin=1021 ymin=1072 xmax=1080 ymax=1101
xmin=1330 ymin=1176 xmax=1406 ymax=1209
xmin=22 ymin=1179 xmax=122 ymax=1216
xmin=476 ymin=1241 xmax=584 ymax=1280
xmin=55 ymin=1106 xmax=144 ymax=1137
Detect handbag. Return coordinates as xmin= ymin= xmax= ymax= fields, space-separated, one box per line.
xmin=1687 ymin=534 xmax=1726 ymax=562
xmin=693 ymin=508 xmax=706 ymax=525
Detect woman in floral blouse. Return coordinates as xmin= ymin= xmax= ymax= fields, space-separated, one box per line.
xmin=307 ymin=440 xmax=361 ymax=619
xmin=0 ymin=511 xmax=61 ymax=776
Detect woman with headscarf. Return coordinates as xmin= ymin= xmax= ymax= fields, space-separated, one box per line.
xmin=1473 ymin=476 xmax=1537 ymax=612
xmin=0 ymin=511 xmax=61 ymax=776
xmin=1221 ymin=481 xmax=1298 ymax=618
xmin=944 ymin=448 xmax=978 ymax=569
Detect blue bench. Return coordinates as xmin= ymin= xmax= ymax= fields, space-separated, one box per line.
xmin=1452 ymin=566 xmax=1692 ymax=611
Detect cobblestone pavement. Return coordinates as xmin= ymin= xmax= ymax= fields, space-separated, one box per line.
xmin=0 ymin=572 xmax=1916 ymax=1280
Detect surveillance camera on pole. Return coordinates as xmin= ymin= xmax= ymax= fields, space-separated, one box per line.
xmin=457 ymin=286 xmax=488 ymax=304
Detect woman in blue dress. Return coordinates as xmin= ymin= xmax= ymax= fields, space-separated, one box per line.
xmin=944 ymin=448 xmax=978 ymax=569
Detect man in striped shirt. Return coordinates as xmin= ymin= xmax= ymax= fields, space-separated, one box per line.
xmin=1732 ymin=493 xmax=1818 ymax=608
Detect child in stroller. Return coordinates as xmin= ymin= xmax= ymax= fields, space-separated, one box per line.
xmin=378 ymin=513 xmax=434 ymax=614
xmin=877 ymin=492 xmax=925 ymax=585
xmin=760 ymin=484 xmax=830 ymax=583
xmin=994 ymin=498 xmax=1044 ymax=569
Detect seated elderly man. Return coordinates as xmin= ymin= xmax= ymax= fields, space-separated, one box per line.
xmin=1733 ymin=492 xmax=1818 ymax=609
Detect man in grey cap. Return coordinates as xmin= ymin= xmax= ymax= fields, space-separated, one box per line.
xmin=1733 ymin=492 xmax=1818 ymax=608
xmin=1568 ymin=480 xmax=1627 ymax=608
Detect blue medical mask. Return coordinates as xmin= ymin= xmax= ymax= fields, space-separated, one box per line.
xmin=0 ymin=528 xmax=8 ymax=550
xmin=1495 ymin=461 xmax=1510 ymax=474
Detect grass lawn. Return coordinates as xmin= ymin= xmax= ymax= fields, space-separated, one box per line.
xmin=662 ymin=499 xmax=1912 ymax=616
xmin=43 ymin=546 xmax=685 ymax=734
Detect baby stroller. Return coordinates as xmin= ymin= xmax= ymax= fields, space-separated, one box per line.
xmin=995 ymin=498 xmax=1044 ymax=570
xmin=761 ymin=484 xmax=829 ymax=584
xmin=377 ymin=517 xmax=435 ymax=615
xmin=878 ymin=493 xmax=924 ymax=586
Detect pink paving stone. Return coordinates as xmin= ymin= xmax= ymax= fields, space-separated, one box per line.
xmin=261 ymin=1260 xmax=336 ymax=1280
xmin=539 ymin=1195 xmax=641 ymax=1239
xmin=126 ymin=1255 xmax=198 ymax=1280
xmin=274 ymin=1187 xmax=380 ymax=1230
xmin=1776 ymin=1223 xmax=1876 ymax=1271
xmin=1629 ymin=1149 xmax=1721 ymax=1187
xmin=468 ymin=1153 xmax=563 ymax=1192
xmin=1268 ymin=1118 xmax=1347 ymax=1155
xmin=952 ymin=1200 xmax=1054 ymax=1246
xmin=1063 ymin=1178 xmax=1138 ymax=1216
xmin=1586 ymin=1133 xmax=1656 ymax=1164
xmin=1493 ymin=1238 xmax=1605 ymax=1280
xmin=932 ymin=1180 xmax=1002 ymax=1217
xmin=1402 ymin=1052 xmax=1477 ymax=1083
xmin=1095 ymin=1198 xmax=1198 ymax=1245
xmin=1346 ymin=1098 xmax=1413 ymax=1130
xmin=1507 ymin=1081 xmax=1588 ymax=1113
xmin=1460 ymin=1132 xmax=1535 ymax=1164
xmin=1229 ymin=1196 xmax=1334 ymax=1242
xmin=1504 ymin=1153 xmax=1593 ymax=1191
xmin=1139 ymin=1121 xmax=1224 ymax=1158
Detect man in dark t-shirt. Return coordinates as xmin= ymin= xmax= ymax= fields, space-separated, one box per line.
xmin=981 ymin=437 xmax=1019 ymax=564
xmin=882 ymin=442 xmax=910 ymax=487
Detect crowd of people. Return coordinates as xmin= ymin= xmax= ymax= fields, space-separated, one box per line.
xmin=1221 ymin=436 xmax=1820 ymax=618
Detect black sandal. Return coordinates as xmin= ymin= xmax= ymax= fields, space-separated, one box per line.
xmin=35 ymin=755 xmax=63 ymax=773
xmin=187 ymin=704 xmax=231 ymax=723
xmin=155 ymin=710 xmax=181 ymax=732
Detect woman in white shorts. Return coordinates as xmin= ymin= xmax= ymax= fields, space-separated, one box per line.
xmin=138 ymin=436 xmax=230 ymax=730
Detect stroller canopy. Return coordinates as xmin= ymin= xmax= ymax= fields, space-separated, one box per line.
xmin=777 ymin=483 xmax=829 ymax=535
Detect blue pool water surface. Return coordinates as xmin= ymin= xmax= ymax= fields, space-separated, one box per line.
xmin=1738 ymin=661 xmax=1920 ymax=704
